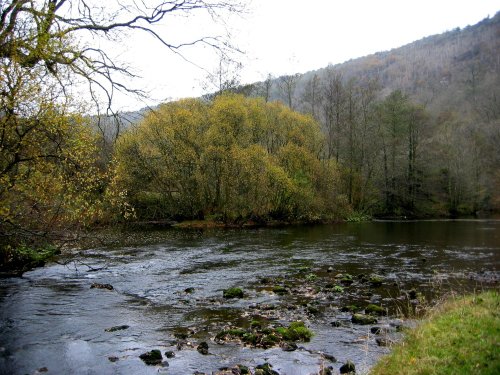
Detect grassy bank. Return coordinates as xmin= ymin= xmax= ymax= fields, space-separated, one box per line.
xmin=370 ymin=291 xmax=500 ymax=375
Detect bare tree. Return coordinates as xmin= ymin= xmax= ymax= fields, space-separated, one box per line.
xmin=301 ymin=73 xmax=320 ymax=119
xmin=202 ymin=51 xmax=242 ymax=98
xmin=258 ymin=73 xmax=274 ymax=102
xmin=0 ymin=0 xmax=245 ymax=110
xmin=277 ymin=73 xmax=300 ymax=109
xmin=321 ymin=67 xmax=345 ymax=161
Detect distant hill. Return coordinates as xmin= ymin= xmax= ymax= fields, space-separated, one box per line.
xmin=105 ymin=12 xmax=499 ymax=129
xmin=281 ymin=12 xmax=499 ymax=120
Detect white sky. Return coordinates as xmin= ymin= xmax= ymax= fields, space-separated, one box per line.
xmin=111 ymin=0 xmax=500 ymax=111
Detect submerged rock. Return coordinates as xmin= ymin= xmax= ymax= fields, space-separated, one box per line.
xmin=139 ymin=349 xmax=162 ymax=365
xmin=281 ymin=342 xmax=298 ymax=351
xmin=90 ymin=283 xmax=113 ymax=290
xmin=108 ymin=356 xmax=119 ymax=362
xmin=376 ymin=337 xmax=395 ymax=346
xmin=104 ymin=325 xmax=129 ymax=332
xmin=322 ymin=353 xmax=337 ymax=362
xmin=351 ymin=313 xmax=377 ymax=325
xmin=339 ymin=360 xmax=356 ymax=374
xmin=165 ymin=351 xmax=175 ymax=358
xmin=197 ymin=341 xmax=209 ymax=355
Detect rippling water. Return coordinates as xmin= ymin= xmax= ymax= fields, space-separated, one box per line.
xmin=0 ymin=221 xmax=498 ymax=374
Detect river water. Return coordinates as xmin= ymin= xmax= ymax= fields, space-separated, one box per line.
xmin=0 ymin=220 xmax=498 ymax=375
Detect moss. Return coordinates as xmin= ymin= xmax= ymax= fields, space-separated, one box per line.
xmin=369 ymin=274 xmax=384 ymax=287
xmin=370 ymin=291 xmax=500 ymax=375
xmin=242 ymin=333 xmax=258 ymax=345
xmin=341 ymin=304 xmax=360 ymax=312
xmin=238 ymin=365 xmax=250 ymax=374
xmin=305 ymin=273 xmax=318 ymax=281
xmin=223 ymin=287 xmax=244 ymax=299
xmin=280 ymin=321 xmax=314 ymax=342
xmin=297 ymin=266 xmax=311 ymax=273
xmin=1 ymin=243 xmax=60 ymax=275
xmin=272 ymin=285 xmax=289 ymax=295
xmin=227 ymin=328 xmax=247 ymax=337
xmin=250 ymin=320 xmax=264 ymax=329
xmin=351 ymin=313 xmax=377 ymax=325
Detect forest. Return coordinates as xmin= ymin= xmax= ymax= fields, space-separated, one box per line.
xmin=0 ymin=2 xmax=499 ymax=270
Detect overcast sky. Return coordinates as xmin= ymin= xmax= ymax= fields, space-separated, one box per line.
xmin=113 ymin=0 xmax=500 ymax=111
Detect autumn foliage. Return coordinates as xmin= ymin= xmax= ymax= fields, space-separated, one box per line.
xmin=114 ymin=94 xmax=346 ymax=223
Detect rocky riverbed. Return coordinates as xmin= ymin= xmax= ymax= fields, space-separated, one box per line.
xmin=0 ymin=221 xmax=498 ymax=374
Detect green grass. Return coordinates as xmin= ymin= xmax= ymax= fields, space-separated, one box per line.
xmin=370 ymin=291 xmax=500 ymax=375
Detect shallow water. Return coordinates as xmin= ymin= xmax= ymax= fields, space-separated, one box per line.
xmin=0 ymin=220 xmax=499 ymax=374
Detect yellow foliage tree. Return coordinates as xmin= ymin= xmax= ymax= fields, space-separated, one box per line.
xmin=0 ymin=59 xmax=112 ymax=256
xmin=114 ymin=94 xmax=344 ymax=223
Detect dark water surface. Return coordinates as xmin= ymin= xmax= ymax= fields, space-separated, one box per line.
xmin=0 ymin=220 xmax=499 ymax=375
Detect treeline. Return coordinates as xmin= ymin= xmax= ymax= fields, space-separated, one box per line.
xmin=295 ymin=72 xmax=499 ymax=217
xmin=112 ymin=83 xmax=498 ymax=223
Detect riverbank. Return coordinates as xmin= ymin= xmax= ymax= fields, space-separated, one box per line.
xmin=370 ymin=291 xmax=500 ymax=374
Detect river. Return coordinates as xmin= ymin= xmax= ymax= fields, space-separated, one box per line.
xmin=0 ymin=220 xmax=498 ymax=374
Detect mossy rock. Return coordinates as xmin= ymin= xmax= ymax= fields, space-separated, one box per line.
xmin=255 ymin=362 xmax=279 ymax=375
xmin=280 ymin=321 xmax=314 ymax=342
xmin=369 ymin=275 xmax=384 ymax=287
xmin=305 ymin=273 xmax=318 ymax=281
xmin=223 ymin=287 xmax=244 ymax=299
xmin=307 ymin=305 xmax=320 ymax=315
xmin=351 ymin=313 xmax=377 ymax=325
xmin=340 ymin=274 xmax=354 ymax=285
xmin=341 ymin=305 xmax=360 ymax=313
xmin=197 ymin=341 xmax=209 ymax=355
xmin=297 ymin=266 xmax=311 ymax=273
xmin=272 ymin=285 xmax=288 ymax=295
xmin=237 ymin=365 xmax=250 ymax=374
xmin=139 ymin=349 xmax=162 ymax=365
xmin=261 ymin=334 xmax=280 ymax=348
xmin=332 ymin=285 xmax=344 ymax=293
xmin=242 ymin=333 xmax=259 ymax=345
xmin=339 ymin=360 xmax=356 ymax=374
xmin=228 ymin=328 xmax=247 ymax=337
xmin=250 ymin=320 xmax=265 ymax=329
xmin=365 ymin=304 xmax=387 ymax=316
